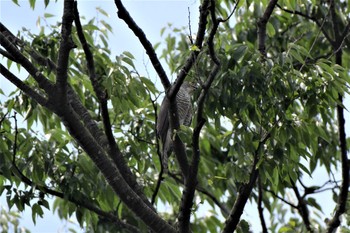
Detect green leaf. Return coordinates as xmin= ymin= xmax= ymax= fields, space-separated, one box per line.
xmin=121 ymin=56 xmax=135 ymax=69
xmin=44 ymin=13 xmax=55 ymax=18
xmin=32 ymin=203 xmax=44 ymax=224
xmin=96 ymin=7 xmax=109 ymax=17
xmin=307 ymin=197 xmax=322 ymax=212
xmin=29 ymin=0 xmax=36 ymax=9
xmin=44 ymin=0 xmax=49 ymax=8
xmin=232 ymin=44 xmax=248 ymax=61
xmin=190 ymin=45 xmax=200 ymax=51
xmin=12 ymin=0 xmax=19 ymax=6
xmin=289 ymin=49 xmax=304 ymax=64
xmin=267 ymin=22 xmax=276 ymax=37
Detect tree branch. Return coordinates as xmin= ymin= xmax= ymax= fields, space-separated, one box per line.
xmin=167 ymin=0 xmax=211 ymax=181
xmin=113 ymin=0 xmax=170 ymax=90
xmin=152 ymin=97 xmax=165 ymax=205
xmin=178 ymin=1 xmax=220 ymax=231
xmin=55 ymin=101 xmax=174 ymax=233
xmin=1 ymin=22 xmax=57 ymax=72
xmin=0 ymin=64 xmax=49 ymax=108
xmin=168 ymin=0 xmax=210 ymax=99
xmin=223 ymin=133 xmax=270 ymax=233
xmin=326 ymin=2 xmax=349 ymax=232
xmin=258 ymin=179 xmax=268 ymax=233
xmin=56 ymin=0 xmax=75 ymax=92
xmin=8 ymin=113 xmax=140 ymax=233
xmin=73 ymin=2 xmax=154 ymax=210
xmin=276 ymin=3 xmax=335 ymax=46
xmin=0 ymin=32 xmax=53 ymax=92
xmin=264 ymin=189 xmax=298 ymax=209
xmin=257 ymin=0 xmax=278 ymax=57
xmin=290 ymin=179 xmax=313 ymax=232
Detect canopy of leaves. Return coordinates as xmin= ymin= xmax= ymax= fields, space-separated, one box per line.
xmin=0 ymin=0 xmax=349 ymax=233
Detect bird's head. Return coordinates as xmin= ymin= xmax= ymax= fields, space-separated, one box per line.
xmin=182 ymin=81 xmax=198 ymax=94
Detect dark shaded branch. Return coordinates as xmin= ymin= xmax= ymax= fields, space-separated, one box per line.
xmin=258 ymin=179 xmax=268 ymax=233
xmin=257 ymin=0 xmax=278 ymax=57
xmin=113 ymin=0 xmax=193 ymax=182
xmin=223 ymin=133 xmax=270 ymax=233
xmin=326 ymin=2 xmax=349 ymax=232
xmin=74 ymin=2 xmax=153 ymax=210
xmin=178 ymin=1 xmax=220 ymax=231
xmin=0 ymin=64 xmax=49 ymax=108
xmin=0 ymin=32 xmax=53 ymax=92
xmin=340 ymin=20 xmax=350 ymax=44
xmin=0 ymin=48 xmax=17 ymax=61
xmin=1 ymin=22 xmax=57 ymax=72
xmin=168 ymin=0 xmax=210 ymax=99
xmin=113 ymin=0 xmax=170 ymax=89
xmin=73 ymin=1 xmax=106 ymax=102
xmin=219 ymin=0 xmax=239 ymax=23
xmin=9 ymin=113 xmax=140 ymax=233
xmin=167 ymin=0 xmax=211 ymax=181
xmin=0 ymin=23 xmax=23 ymax=46
xmin=55 ymin=101 xmax=174 ymax=233
xmin=56 ymin=0 xmax=75 ymax=92
xmin=291 ymin=180 xmax=313 ymax=232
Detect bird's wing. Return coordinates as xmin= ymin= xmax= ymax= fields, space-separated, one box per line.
xmin=157 ymin=97 xmax=170 ymax=144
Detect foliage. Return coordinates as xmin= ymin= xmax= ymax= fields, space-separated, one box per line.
xmin=0 ymin=0 xmax=349 ymax=232
xmin=0 ymin=206 xmax=30 ymax=233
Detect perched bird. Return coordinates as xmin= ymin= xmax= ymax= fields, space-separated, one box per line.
xmin=157 ymin=82 xmax=195 ymax=172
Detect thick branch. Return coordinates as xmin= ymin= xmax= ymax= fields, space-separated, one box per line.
xmin=1 ymin=22 xmax=57 ymax=72
xmin=257 ymin=0 xmax=278 ymax=56
xmin=223 ymin=134 xmax=270 ymax=233
xmin=167 ymin=0 xmax=211 ymax=181
xmin=56 ymin=0 xmax=75 ymax=93
xmin=55 ymin=102 xmax=175 ymax=233
xmin=0 ymin=32 xmax=53 ymax=92
xmin=9 ymin=113 xmax=140 ymax=233
xmin=178 ymin=1 xmax=222 ymax=231
xmin=74 ymin=2 xmax=153 ymax=210
xmin=0 ymin=64 xmax=49 ymax=108
xmin=326 ymin=2 xmax=349 ymax=232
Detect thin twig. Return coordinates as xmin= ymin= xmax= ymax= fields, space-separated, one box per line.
xmin=264 ymin=189 xmax=298 ymax=209
xmin=258 ymin=178 xmax=268 ymax=233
